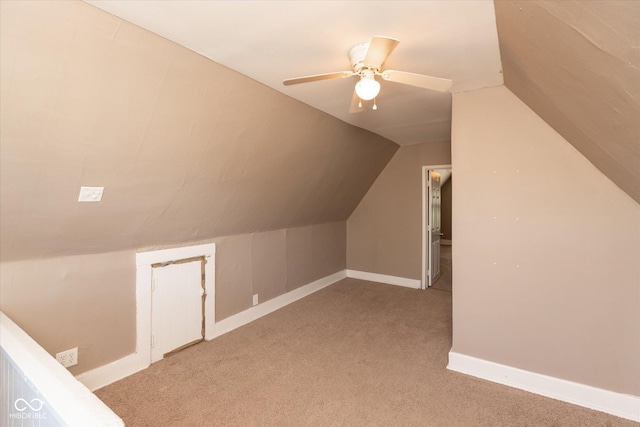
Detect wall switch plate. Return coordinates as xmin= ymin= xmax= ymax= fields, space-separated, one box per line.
xmin=56 ymin=347 xmax=78 ymax=368
xmin=78 ymin=186 xmax=104 ymax=202
xmin=253 ymin=294 xmax=259 ymax=306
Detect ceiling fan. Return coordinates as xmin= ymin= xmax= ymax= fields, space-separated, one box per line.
xmin=283 ymin=36 xmax=453 ymax=112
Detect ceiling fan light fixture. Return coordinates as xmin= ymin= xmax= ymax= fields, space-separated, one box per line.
xmin=355 ymin=73 xmax=380 ymax=101
xmin=283 ymin=36 xmax=453 ymax=115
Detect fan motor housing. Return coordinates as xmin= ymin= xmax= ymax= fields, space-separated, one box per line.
xmin=349 ymin=42 xmax=371 ymax=73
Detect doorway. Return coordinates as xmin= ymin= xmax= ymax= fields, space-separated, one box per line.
xmin=422 ymin=165 xmax=452 ymax=290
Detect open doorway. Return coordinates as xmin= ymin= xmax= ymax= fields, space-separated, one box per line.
xmin=422 ymin=165 xmax=452 ymax=291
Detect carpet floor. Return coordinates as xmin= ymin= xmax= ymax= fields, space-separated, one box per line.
xmin=96 ymin=278 xmax=636 ymax=426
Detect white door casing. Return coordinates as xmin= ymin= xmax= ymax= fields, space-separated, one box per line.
xmin=429 ymin=170 xmax=442 ymax=286
xmin=422 ymin=165 xmax=450 ymax=289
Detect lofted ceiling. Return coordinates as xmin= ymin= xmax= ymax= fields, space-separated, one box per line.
xmin=495 ymin=1 xmax=640 ymax=203
xmin=2 ymin=1 xmax=637 ymax=262
xmin=85 ymin=0 xmax=504 ymax=146
xmin=86 ymin=0 xmax=640 ymax=203
xmin=0 ymin=0 xmax=399 ymax=261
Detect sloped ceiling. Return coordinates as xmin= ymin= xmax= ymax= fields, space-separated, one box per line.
xmin=495 ymin=0 xmax=640 ymax=203
xmin=4 ymin=0 xmax=635 ymax=262
xmin=84 ymin=0 xmax=504 ymax=146
xmin=83 ymin=0 xmax=639 ymax=203
xmin=0 ymin=1 xmax=398 ymax=261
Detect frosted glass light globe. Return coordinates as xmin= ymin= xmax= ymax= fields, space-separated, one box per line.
xmin=355 ymin=77 xmax=380 ymax=101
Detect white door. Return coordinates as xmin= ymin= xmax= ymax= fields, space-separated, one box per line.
xmin=428 ymin=170 xmax=442 ymax=286
xmin=151 ymin=258 xmax=205 ymax=363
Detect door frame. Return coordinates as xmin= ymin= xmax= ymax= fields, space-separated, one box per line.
xmin=135 ymin=243 xmax=216 ymax=364
xmin=421 ymin=164 xmax=451 ymax=289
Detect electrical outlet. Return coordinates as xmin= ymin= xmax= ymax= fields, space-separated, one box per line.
xmin=56 ymin=347 xmax=78 ymax=368
xmin=253 ymin=294 xmax=259 ymax=306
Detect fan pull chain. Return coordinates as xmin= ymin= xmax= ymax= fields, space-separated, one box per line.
xmin=372 ymin=99 xmax=377 ymax=110
xmin=358 ymin=100 xmax=363 ymax=108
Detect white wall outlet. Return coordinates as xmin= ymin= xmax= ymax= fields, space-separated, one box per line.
xmin=78 ymin=186 xmax=104 ymax=202
xmin=56 ymin=347 xmax=78 ymax=368
xmin=253 ymin=294 xmax=259 ymax=306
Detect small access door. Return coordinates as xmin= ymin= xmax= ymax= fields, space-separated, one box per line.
xmin=151 ymin=257 xmax=206 ymax=363
xmin=428 ymin=170 xmax=442 ymax=286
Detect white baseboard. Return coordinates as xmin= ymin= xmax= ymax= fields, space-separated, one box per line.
xmin=210 ymin=270 xmax=346 ymax=338
xmin=346 ymin=269 xmax=421 ymax=289
xmin=447 ymin=351 xmax=640 ymax=422
xmin=76 ymin=270 xmax=347 ymax=391
xmin=76 ymin=352 xmax=148 ymax=392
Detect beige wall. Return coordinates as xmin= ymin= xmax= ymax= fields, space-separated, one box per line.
xmin=215 ymin=221 xmax=346 ymax=321
xmin=0 ymin=1 xmax=397 ymax=262
xmin=0 ymin=221 xmax=346 ymax=375
xmin=347 ymin=142 xmax=451 ymax=280
xmin=0 ymin=250 xmax=137 ymax=375
xmin=0 ymin=0 xmax=387 ymax=377
xmin=451 ymin=86 xmax=640 ymax=395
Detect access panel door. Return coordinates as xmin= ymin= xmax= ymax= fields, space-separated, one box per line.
xmin=151 ymin=258 xmax=205 ymax=363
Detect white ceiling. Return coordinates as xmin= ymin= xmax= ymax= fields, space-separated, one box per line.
xmin=85 ymin=1 xmax=503 ymax=146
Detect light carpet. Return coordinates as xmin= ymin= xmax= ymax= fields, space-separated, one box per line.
xmin=96 ymin=278 xmax=635 ymax=426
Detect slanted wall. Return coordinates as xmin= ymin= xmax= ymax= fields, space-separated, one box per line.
xmin=494 ymin=0 xmax=640 ymax=203
xmin=0 ymin=1 xmax=396 ymax=374
xmin=0 ymin=1 xmax=397 ymax=261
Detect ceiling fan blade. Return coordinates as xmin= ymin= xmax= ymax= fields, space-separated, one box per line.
xmin=348 ymin=90 xmax=367 ymax=114
xmin=283 ymin=71 xmax=354 ymax=86
xmin=364 ymin=36 xmax=400 ymax=68
xmin=380 ymin=70 xmax=453 ymax=92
